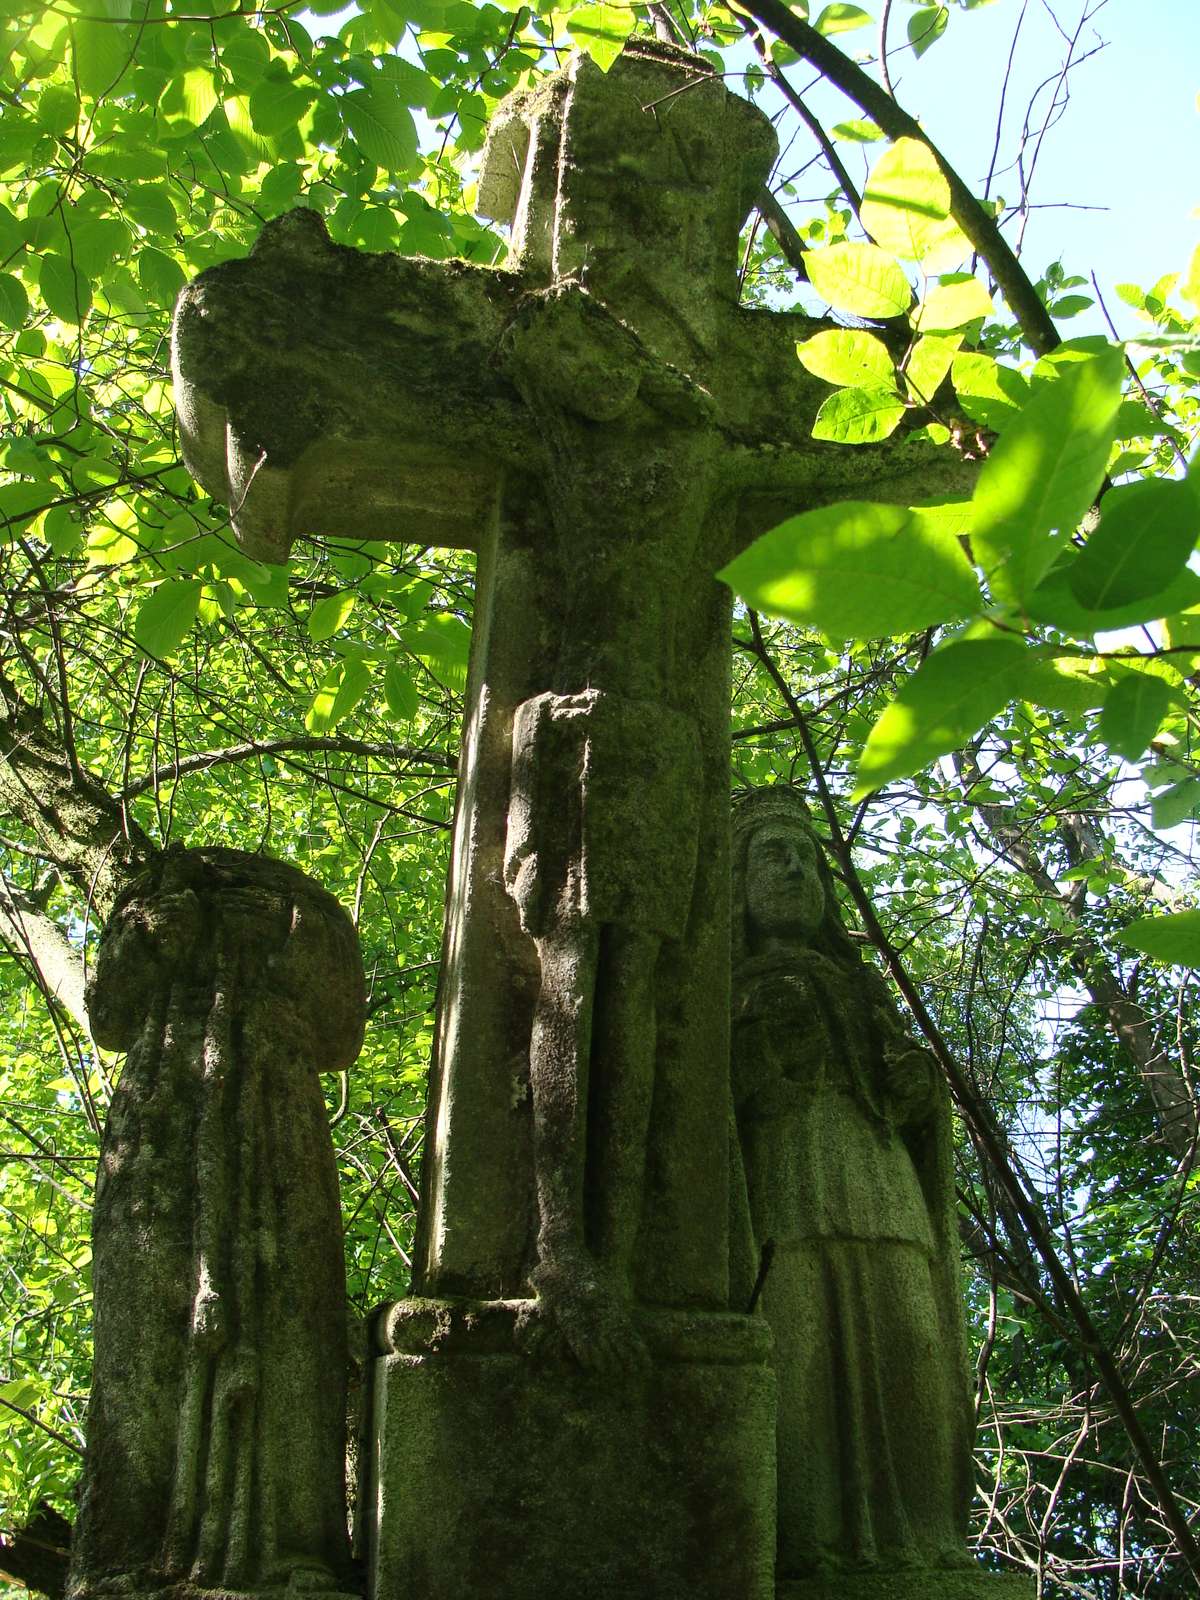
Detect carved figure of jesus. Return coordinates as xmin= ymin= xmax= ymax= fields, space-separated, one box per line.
xmin=504 ymin=688 xmax=700 ymax=1368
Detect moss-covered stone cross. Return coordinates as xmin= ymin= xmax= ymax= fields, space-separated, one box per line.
xmin=172 ymin=38 xmax=965 ymax=1360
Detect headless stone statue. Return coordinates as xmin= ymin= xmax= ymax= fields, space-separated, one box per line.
xmin=730 ymin=790 xmax=976 ymax=1588
xmin=504 ymin=687 xmax=701 ymax=1368
xmin=69 ymin=847 xmax=365 ymax=1600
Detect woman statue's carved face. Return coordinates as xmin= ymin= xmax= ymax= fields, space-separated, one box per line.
xmin=745 ymin=821 xmax=825 ymax=941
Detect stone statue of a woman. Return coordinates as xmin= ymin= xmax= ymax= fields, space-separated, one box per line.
xmin=68 ymin=847 xmax=365 ymax=1600
xmin=730 ymin=789 xmax=974 ymax=1583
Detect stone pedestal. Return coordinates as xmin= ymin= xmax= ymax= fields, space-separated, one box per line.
xmin=366 ymin=1299 xmax=776 ymax=1600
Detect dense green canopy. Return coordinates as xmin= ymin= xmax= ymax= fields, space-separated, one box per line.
xmin=1 ymin=1 xmax=1198 ymax=1594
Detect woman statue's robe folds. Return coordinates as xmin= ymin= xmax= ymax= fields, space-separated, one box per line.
xmin=69 ymin=848 xmax=365 ymax=1600
xmin=730 ymin=792 xmax=974 ymax=1581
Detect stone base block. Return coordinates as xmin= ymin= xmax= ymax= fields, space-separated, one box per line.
xmin=778 ymin=1570 xmax=1034 ymax=1599
xmin=366 ymin=1298 xmax=776 ymax=1600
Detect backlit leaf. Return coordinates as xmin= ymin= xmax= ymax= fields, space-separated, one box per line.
xmin=383 ymin=663 xmax=419 ymax=722
xmin=854 ymin=636 xmax=1031 ymax=797
xmin=342 ymin=88 xmax=418 ymax=175
xmin=804 ymin=242 xmax=912 ymax=319
xmin=38 ymin=255 xmax=92 ymax=324
xmin=1118 ymin=911 xmax=1200 ymax=965
xmin=832 ymin=119 xmax=883 ymax=143
xmin=1068 ymin=478 xmax=1200 ymax=611
xmin=73 ymin=18 xmax=135 ymax=98
xmin=971 ymin=345 xmax=1124 ymax=606
xmin=912 ymin=274 xmax=993 ymax=331
xmin=308 ymin=591 xmax=358 ymax=641
xmin=132 ymin=580 xmax=202 ymax=659
xmin=904 ymin=334 xmax=961 ymax=403
xmin=796 ymin=328 xmax=894 ymax=388
xmin=567 ymin=3 xmax=636 ymax=70
xmin=1027 ymin=565 xmax=1200 ymax=636
xmin=1098 ymin=672 xmax=1171 ymax=761
xmin=861 ymin=137 xmax=969 ymax=271
xmin=719 ymin=500 xmax=980 ymax=639
xmin=0 ymin=273 xmax=28 ymax=329
xmin=305 ymin=658 xmax=372 ymax=733
xmin=907 ymin=5 xmax=948 ymax=56
xmin=812 ymin=385 xmax=906 ymax=444
xmin=950 ymin=352 xmax=1031 ymax=431
xmin=1151 ymin=779 xmax=1200 ymax=831
xmin=123 ymin=183 xmax=176 ymax=236
xmin=814 ymin=3 xmax=871 ymax=34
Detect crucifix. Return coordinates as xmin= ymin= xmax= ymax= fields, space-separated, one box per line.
xmin=173 ymin=38 xmax=970 ymax=1600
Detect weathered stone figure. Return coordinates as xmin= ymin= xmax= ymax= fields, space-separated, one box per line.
xmin=69 ymin=848 xmax=364 ymax=1600
xmin=504 ymin=689 xmax=701 ymax=1368
xmin=730 ymin=789 xmax=976 ymax=1589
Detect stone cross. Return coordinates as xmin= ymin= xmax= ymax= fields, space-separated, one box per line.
xmin=172 ymin=39 xmax=971 ymax=1599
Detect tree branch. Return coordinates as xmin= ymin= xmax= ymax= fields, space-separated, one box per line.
xmin=0 ymin=681 xmax=155 ymax=921
xmin=739 ymin=0 xmax=1061 ymax=356
xmin=0 ymin=880 xmax=89 ymax=1034
xmin=122 ymin=735 xmax=457 ymax=800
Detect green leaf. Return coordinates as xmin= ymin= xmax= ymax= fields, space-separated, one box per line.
xmin=38 ymin=255 xmax=92 ymax=324
xmin=903 ymin=333 xmax=961 ymax=403
xmin=912 ymin=273 xmax=993 ymax=331
xmin=123 ymin=183 xmax=176 ymax=236
xmin=383 ymin=663 xmax=419 ymax=722
xmin=1151 ymin=779 xmax=1200 ymax=831
xmin=566 ymin=3 xmax=636 ymax=70
xmin=221 ymin=23 xmax=272 ymax=86
xmin=812 ymin=385 xmax=906 ymax=444
xmin=1118 ymin=911 xmax=1200 ymax=966
xmin=0 ymin=482 xmax=57 ymax=536
xmin=804 ymin=242 xmax=911 ymax=319
xmin=1013 ymin=653 xmax=1107 ymax=715
xmin=907 ymin=5 xmax=948 ymax=57
xmin=1098 ymin=672 xmax=1171 ymax=761
xmin=1068 ymin=478 xmax=1200 ymax=612
xmin=719 ymin=500 xmax=980 ymax=639
xmin=71 ymin=217 xmax=132 ymax=277
xmin=249 ymin=70 xmax=316 ymax=140
xmin=407 ymin=615 xmax=471 ymax=691
xmin=1027 ymin=564 xmax=1200 ymax=636
xmin=971 ymin=346 xmax=1125 ymax=606
xmin=138 ymin=247 xmax=186 ymax=307
xmin=1049 ymin=294 xmax=1093 ymax=319
xmin=38 ymin=86 xmax=79 ymax=135
xmin=1114 ymin=281 xmax=1146 ymax=310
xmin=377 ymin=56 xmax=439 ymax=109
xmin=0 ymin=273 xmax=29 ymax=329
xmin=854 ymin=636 xmax=1031 ymax=797
xmin=132 ymin=579 xmax=202 ymax=659
xmin=181 ymin=68 xmax=219 ymax=127
xmin=796 ymin=328 xmax=894 ymax=387
xmin=814 ymin=3 xmax=871 ymax=34
xmin=341 ymin=87 xmax=418 ymax=175
xmin=308 ymin=591 xmax=357 ymax=641
xmin=42 ymin=506 xmax=83 ymax=557
xmin=73 ymin=18 xmax=135 ymax=99
xmin=305 ymin=657 xmax=372 ymax=733
xmin=860 ymin=137 xmax=969 ymax=271
xmin=950 ymin=353 xmax=1030 ymax=431
xmin=832 ymin=119 xmax=883 ymax=143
